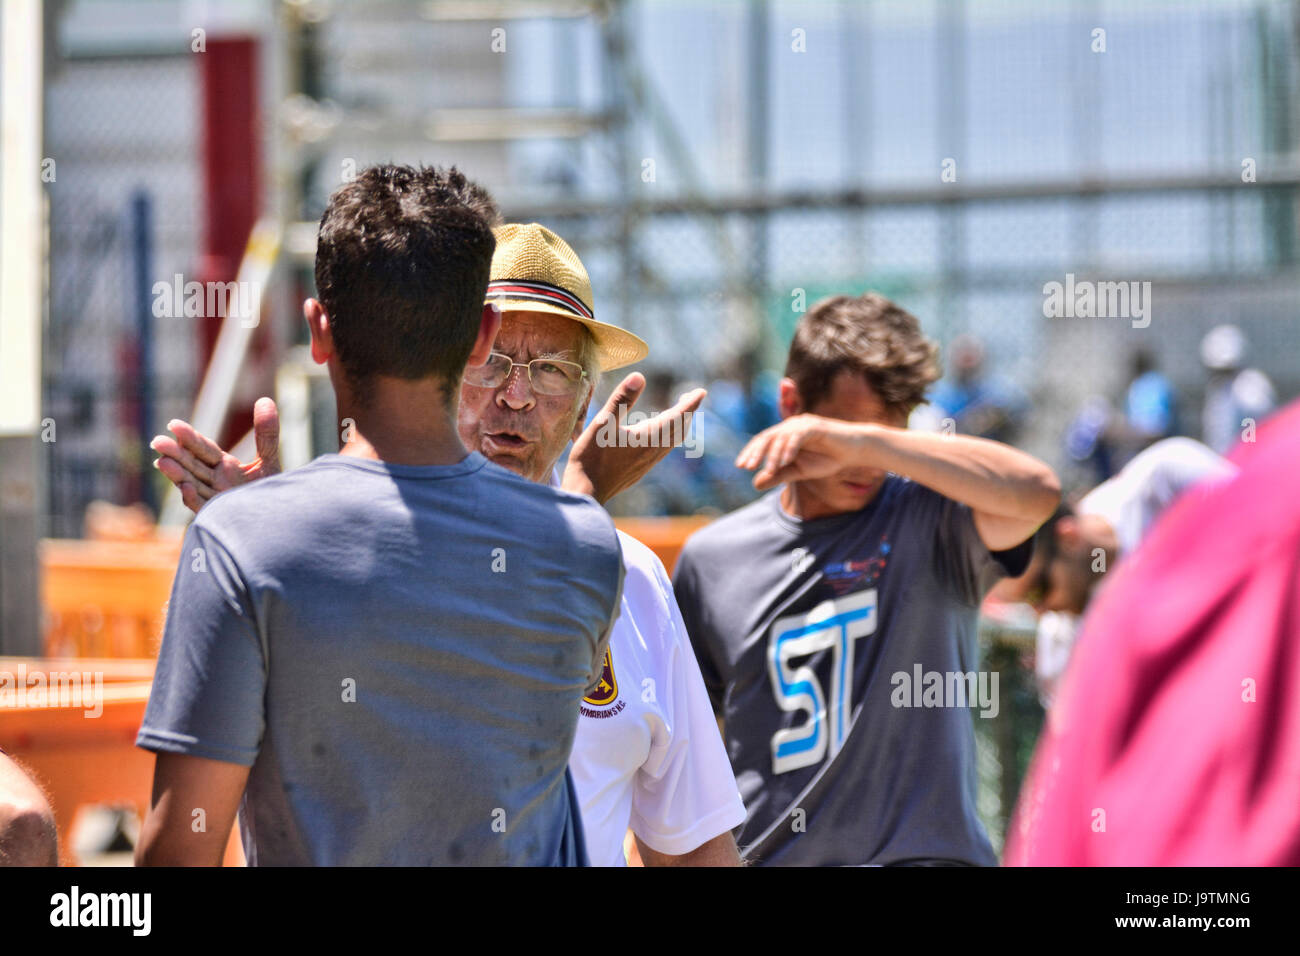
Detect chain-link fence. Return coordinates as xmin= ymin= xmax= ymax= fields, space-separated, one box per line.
xmin=491 ymin=0 xmax=1300 ymax=517
xmin=42 ymin=0 xmax=1300 ymax=528
xmin=44 ymin=50 xmax=201 ymax=538
xmin=34 ymin=0 xmax=1300 ymax=855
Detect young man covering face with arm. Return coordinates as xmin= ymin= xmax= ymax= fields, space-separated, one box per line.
xmin=673 ymin=293 xmax=1059 ymax=866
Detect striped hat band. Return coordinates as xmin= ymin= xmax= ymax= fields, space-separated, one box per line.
xmin=485 ymin=279 xmax=594 ymax=321
xmin=486 ymin=222 xmax=649 ymax=372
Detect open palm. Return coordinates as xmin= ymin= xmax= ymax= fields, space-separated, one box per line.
xmin=151 ymin=397 xmax=282 ymax=513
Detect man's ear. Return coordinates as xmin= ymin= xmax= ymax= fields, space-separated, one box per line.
xmin=305 ymin=299 xmax=334 ymax=365
xmin=468 ymin=303 xmax=502 ymax=369
xmin=778 ymin=377 xmax=804 ymax=419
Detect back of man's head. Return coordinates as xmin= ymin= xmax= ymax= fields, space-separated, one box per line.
xmin=314 ymin=165 xmax=500 ymax=401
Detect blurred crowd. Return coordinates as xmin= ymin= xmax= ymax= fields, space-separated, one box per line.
xmin=598 ymin=349 xmax=781 ymax=517
xmin=608 ymin=321 xmax=1281 ymax=522
xmin=1063 ymin=324 xmax=1277 ymax=485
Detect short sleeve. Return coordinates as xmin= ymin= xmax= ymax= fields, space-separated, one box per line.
xmin=630 ymin=556 xmax=745 ymax=856
xmin=135 ymin=519 xmax=268 ymax=767
xmin=671 ymin=546 xmax=726 ymax=713
xmin=934 ymin=494 xmax=1034 ymax=606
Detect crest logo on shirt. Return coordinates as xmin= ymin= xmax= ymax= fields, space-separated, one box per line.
xmin=584 ymin=648 xmax=619 ymax=706
xmin=822 ymin=535 xmax=890 ymax=596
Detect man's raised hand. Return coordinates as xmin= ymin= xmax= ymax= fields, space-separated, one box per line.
xmin=563 ymin=372 xmax=707 ymax=504
xmin=735 ymin=414 xmax=864 ymax=491
xmin=151 ymin=397 xmax=282 ymax=514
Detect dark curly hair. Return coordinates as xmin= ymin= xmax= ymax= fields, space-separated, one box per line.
xmin=314 ymin=164 xmax=500 ymax=403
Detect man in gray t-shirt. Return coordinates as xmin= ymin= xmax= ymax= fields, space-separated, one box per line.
xmin=674 ymin=293 xmax=1058 ymax=866
xmin=139 ymin=454 xmax=620 ymax=865
xmin=134 ymin=165 xmax=622 ymax=866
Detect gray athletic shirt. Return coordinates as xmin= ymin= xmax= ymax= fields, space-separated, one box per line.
xmin=137 ymin=452 xmax=623 ymax=866
xmin=673 ymin=477 xmax=1031 ymax=866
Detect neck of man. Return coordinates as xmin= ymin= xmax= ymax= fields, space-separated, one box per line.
xmin=334 ymin=373 xmax=469 ymax=466
xmin=780 ymin=479 xmax=883 ymax=522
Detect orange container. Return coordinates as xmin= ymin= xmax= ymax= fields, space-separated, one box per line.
xmin=40 ymin=539 xmax=181 ymax=659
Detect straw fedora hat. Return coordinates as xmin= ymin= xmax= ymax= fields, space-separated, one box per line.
xmin=485 ymin=222 xmax=649 ymax=372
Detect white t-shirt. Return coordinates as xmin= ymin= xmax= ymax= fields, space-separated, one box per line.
xmin=1078 ymin=437 xmax=1236 ymax=556
xmin=569 ymin=531 xmax=747 ymax=866
xmin=1034 ymin=610 xmax=1080 ymax=709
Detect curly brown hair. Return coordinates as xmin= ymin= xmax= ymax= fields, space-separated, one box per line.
xmin=784 ymin=292 xmax=941 ymax=418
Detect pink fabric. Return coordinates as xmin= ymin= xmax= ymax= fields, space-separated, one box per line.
xmin=1005 ymin=400 xmax=1300 ymax=865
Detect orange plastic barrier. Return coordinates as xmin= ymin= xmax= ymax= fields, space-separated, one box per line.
xmin=0 ymin=657 xmax=243 ymax=866
xmin=41 ymin=539 xmax=181 ymax=659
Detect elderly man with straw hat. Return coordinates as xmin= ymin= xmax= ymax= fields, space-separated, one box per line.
xmin=154 ymin=222 xmax=745 ymax=866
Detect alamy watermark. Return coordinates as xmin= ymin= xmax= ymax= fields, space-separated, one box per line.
xmin=1042 ymin=273 xmax=1151 ymax=329
xmin=152 ymin=274 xmax=260 ymax=328
xmin=890 ymin=665 xmax=999 ymax=718
xmin=593 ymin=405 xmax=702 ymax=458
xmin=0 ymin=663 xmax=103 ymax=718
xmin=50 ymin=886 xmax=150 ymax=936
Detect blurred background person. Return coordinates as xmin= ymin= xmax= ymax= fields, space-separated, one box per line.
xmin=1063 ymin=349 xmax=1181 ymax=494
xmin=1122 ymin=348 xmax=1178 ymax=448
xmin=709 ymin=347 xmax=781 ymax=440
xmin=1005 ymin=436 xmax=1236 ymax=706
xmin=929 ymin=334 xmax=1028 ymax=445
xmin=1200 ymin=323 xmax=1278 ymax=455
xmin=1063 ymin=395 xmax=1120 ymax=485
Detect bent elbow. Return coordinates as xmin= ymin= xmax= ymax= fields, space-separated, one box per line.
xmin=1034 ymin=465 xmax=1063 ymax=521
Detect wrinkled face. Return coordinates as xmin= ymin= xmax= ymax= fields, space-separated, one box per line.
xmin=796 ymin=369 xmax=907 ymax=518
xmin=458 ymin=311 xmax=592 ymax=484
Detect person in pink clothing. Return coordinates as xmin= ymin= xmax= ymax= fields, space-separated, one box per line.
xmin=1005 ymin=398 xmax=1300 ymax=866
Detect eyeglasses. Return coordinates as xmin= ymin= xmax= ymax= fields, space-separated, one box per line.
xmin=463 ymin=351 xmax=587 ymax=397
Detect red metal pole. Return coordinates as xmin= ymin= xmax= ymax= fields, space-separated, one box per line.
xmin=197 ymin=36 xmax=261 ymax=451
